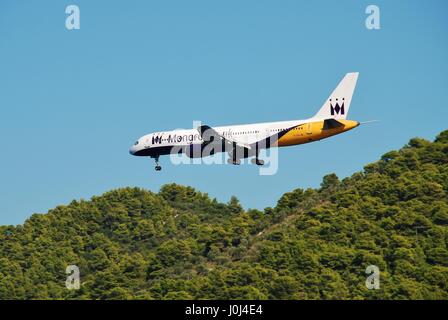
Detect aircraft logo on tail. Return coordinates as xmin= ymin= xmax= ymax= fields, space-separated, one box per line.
xmin=330 ymin=98 xmax=345 ymax=116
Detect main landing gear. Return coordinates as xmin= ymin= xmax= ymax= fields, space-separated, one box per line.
xmin=227 ymin=158 xmax=264 ymax=166
xmin=153 ymin=155 xmax=162 ymax=171
xmin=251 ymin=158 xmax=265 ymax=166
xmin=227 ymin=149 xmax=265 ymax=166
xmin=227 ymin=158 xmax=241 ymax=165
xmin=251 ymin=148 xmax=265 ymax=166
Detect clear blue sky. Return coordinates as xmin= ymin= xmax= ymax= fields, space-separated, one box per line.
xmin=1 ymin=0 xmax=447 ymax=225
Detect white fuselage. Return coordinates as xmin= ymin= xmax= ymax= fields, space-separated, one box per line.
xmin=129 ymin=118 xmax=309 ymax=157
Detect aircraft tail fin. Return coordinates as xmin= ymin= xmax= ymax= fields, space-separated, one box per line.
xmin=312 ymin=72 xmax=359 ymax=120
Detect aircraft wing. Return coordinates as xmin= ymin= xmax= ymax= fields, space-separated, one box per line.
xmin=197 ymin=125 xmax=252 ymax=150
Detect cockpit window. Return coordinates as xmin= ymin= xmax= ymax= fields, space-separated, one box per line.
xmin=134 ymin=141 xmax=139 ymax=145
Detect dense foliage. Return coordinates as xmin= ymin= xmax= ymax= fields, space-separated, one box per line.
xmin=1 ymin=130 xmax=448 ymax=299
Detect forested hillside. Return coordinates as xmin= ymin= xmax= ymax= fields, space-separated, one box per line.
xmin=1 ymin=130 xmax=448 ymax=300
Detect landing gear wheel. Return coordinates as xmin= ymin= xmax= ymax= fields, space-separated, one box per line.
xmin=227 ymin=158 xmax=241 ymax=165
xmin=251 ymin=158 xmax=265 ymax=166
xmin=155 ymin=165 xmax=162 ymax=171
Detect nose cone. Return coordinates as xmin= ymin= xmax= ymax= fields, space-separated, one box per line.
xmin=129 ymin=145 xmax=137 ymax=155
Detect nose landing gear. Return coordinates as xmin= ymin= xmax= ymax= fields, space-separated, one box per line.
xmin=152 ymin=155 xmax=162 ymax=171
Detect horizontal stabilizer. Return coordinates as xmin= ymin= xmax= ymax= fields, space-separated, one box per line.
xmin=323 ymin=118 xmax=344 ymax=130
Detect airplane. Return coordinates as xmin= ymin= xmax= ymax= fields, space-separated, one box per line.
xmin=130 ymin=72 xmax=361 ymax=171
